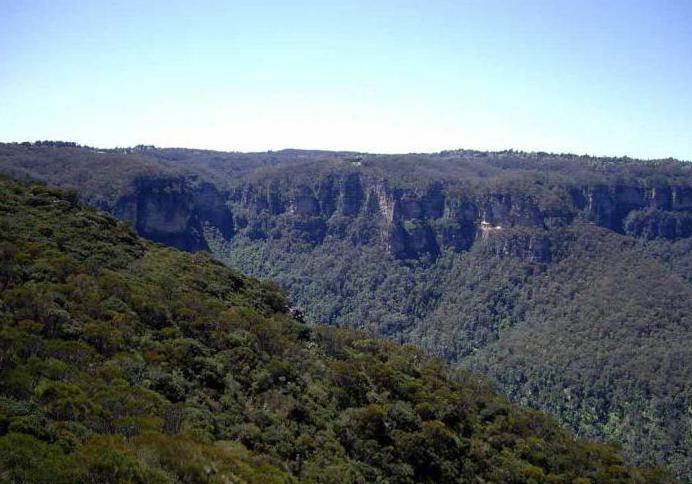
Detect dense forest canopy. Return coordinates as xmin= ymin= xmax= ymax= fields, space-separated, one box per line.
xmin=0 ymin=174 xmax=673 ymax=483
xmin=1 ymin=142 xmax=691 ymax=480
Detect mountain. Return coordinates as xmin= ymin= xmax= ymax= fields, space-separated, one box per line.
xmin=0 ymin=173 xmax=671 ymax=483
xmin=1 ymin=141 xmax=691 ymax=480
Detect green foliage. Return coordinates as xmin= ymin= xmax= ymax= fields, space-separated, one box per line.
xmin=215 ymin=222 xmax=692 ymax=480
xmin=0 ymin=175 xmax=671 ymax=482
xmin=0 ymin=433 xmax=69 ymax=483
xmin=207 ymin=196 xmax=692 ymax=481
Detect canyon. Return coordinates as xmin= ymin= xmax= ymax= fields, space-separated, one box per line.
xmin=2 ymin=142 xmax=691 ymax=479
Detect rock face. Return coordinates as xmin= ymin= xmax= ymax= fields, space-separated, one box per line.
xmin=580 ymin=184 xmax=692 ymax=231
xmin=223 ymin=173 xmax=692 ymax=263
xmin=623 ymin=209 xmax=692 ymax=239
xmin=86 ymin=169 xmax=692 ymax=263
xmin=105 ymin=177 xmax=233 ymax=252
xmin=2 ymin=143 xmax=690 ymax=263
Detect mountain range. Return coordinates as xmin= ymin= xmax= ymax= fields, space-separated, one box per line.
xmin=1 ymin=141 xmax=691 ymax=480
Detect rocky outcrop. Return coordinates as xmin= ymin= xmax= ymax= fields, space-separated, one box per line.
xmin=478 ymin=228 xmax=552 ymax=263
xmin=107 ymin=177 xmax=233 ymax=252
xmin=91 ymin=170 xmax=692 ymax=262
xmin=225 ymin=173 xmax=692 ymax=263
xmin=226 ymin=175 xmax=532 ymax=260
xmin=2 ymin=143 xmax=690 ymax=263
xmin=580 ymin=183 xmax=692 ymax=232
xmin=623 ymin=208 xmax=692 ymax=239
xmin=339 ymin=173 xmax=365 ymax=216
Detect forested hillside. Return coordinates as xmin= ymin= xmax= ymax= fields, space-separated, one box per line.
xmin=0 ymin=174 xmax=672 ymax=483
xmin=1 ymin=142 xmax=691 ymax=480
xmin=211 ymin=220 xmax=692 ymax=480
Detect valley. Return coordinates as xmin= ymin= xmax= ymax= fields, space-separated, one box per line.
xmin=1 ymin=142 xmax=691 ymax=480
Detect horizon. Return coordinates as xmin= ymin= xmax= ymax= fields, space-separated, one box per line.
xmin=6 ymin=139 xmax=691 ymax=163
xmin=2 ymin=1 xmax=692 ymax=160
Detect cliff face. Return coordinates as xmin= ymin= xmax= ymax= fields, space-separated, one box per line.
xmin=224 ymin=172 xmax=692 ymax=262
xmin=3 ymin=143 xmax=689 ymax=263
xmin=103 ymin=177 xmax=233 ymax=252
xmin=583 ymin=184 xmax=692 ymax=237
xmin=88 ymin=170 xmax=692 ymax=263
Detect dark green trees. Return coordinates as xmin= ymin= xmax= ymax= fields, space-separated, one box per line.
xmin=0 ymin=175 xmax=674 ymax=482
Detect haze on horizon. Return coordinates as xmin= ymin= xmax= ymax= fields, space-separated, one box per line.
xmin=1 ymin=0 xmax=691 ymax=160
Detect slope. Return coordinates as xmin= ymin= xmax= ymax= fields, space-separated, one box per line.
xmin=1 ymin=175 xmax=675 ymax=482
xmin=2 ymin=142 xmax=692 ymax=479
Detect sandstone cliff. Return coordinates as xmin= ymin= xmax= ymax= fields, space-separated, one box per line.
xmin=222 ymin=171 xmax=692 ymax=262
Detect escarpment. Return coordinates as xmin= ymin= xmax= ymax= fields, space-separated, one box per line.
xmin=223 ymin=171 xmax=692 ymax=263
xmin=2 ymin=144 xmax=692 ymax=479
xmin=102 ymin=177 xmax=233 ymax=252
xmin=3 ymin=143 xmax=690 ymax=264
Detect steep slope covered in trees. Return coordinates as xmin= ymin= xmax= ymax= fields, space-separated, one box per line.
xmin=1 ymin=142 xmax=691 ymax=479
xmin=1 ymin=175 xmax=674 ymax=482
xmin=210 ymin=222 xmax=692 ymax=480
xmin=465 ymin=227 xmax=692 ymax=477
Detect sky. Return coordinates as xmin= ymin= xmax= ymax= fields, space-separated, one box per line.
xmin=1 ymin=0 xmax=691 ymax=159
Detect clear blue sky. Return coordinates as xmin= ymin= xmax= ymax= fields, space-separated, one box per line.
xmin=1 ymin=0 xmax=691 ymax=159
